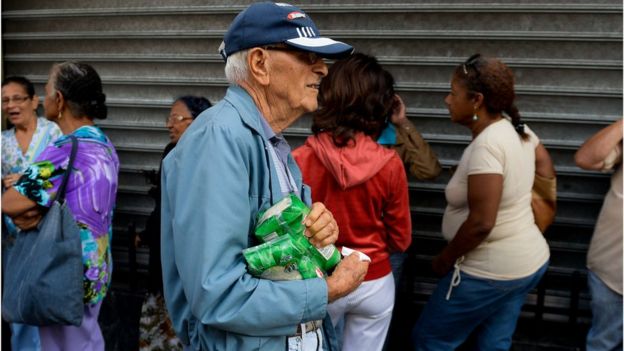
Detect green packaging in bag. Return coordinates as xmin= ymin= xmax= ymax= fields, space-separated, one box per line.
xmin=242 ymin=235 xmax=305 ymax=275
xmin=255 ymin=194 xmax=310 ymax=242
xmin=296 ymin=256 xmax=325 ymax=279
xmin=254 ymin=194 xmax=341 ymax=273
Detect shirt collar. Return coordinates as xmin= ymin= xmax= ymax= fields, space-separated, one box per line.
xmin=258 ymin=113 xmax=285 ymax=146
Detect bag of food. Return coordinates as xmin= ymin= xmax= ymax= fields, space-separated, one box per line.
xmin=245 ymin=194 xmax=341 ymax=278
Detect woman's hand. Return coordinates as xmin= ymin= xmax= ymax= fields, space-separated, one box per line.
xmin=390 ymin=94 xmax=409 ymax=126
xmin=12 ymin=208 xmax=43 ymax=230
xmin=304 ymin=202 xmax=339 ymax=248
xmin=2 ymin=173 xmax=21 ymax=189
xmin=432 ymin=252 xmax=454 ymax=277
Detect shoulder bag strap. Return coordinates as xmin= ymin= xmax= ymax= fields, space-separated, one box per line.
xmin=53 ymin=135 xmax=78 ymax=204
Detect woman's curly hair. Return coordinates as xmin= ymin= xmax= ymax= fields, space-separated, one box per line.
xmin=312 ymin=53 xmax=396 ymax=147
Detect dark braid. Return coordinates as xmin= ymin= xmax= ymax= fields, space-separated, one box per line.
xmin=506 ymin=104 xmax=528 ymax=140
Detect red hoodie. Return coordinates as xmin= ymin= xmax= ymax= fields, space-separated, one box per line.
xmin=293 ymin=132 xmax=412 ymax=280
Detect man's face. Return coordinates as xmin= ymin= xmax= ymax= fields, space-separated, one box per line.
xmin=264 ymin=46 xmax=328 ymax=130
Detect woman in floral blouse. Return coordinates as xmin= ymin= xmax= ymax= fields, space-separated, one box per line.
xmin=2 ymin=61 xmax=119 ymax=351
xmin=1 ymin=76 xmax=63 ymax=351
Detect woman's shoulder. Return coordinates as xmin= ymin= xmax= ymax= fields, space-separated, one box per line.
xmin=73 ymin=125 xmax=110 ymax=143
xmin=475 ymin=119 xmax=516 ymax=146
xmin=1 ymin=127 xmax=15 ymax=140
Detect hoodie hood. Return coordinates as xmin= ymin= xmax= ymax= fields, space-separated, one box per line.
xmin=306 ymin=132 xmax=397 ymax=190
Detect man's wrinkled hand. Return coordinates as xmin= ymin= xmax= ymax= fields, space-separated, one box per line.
xmin=326 ymin=254 xmax=368 ymax=302
xmin=304 ymin=202 xmax=339 ymax=249
xmin=13 ymin=208 xmax=43 ymax=231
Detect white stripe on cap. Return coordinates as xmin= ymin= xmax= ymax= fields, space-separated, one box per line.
xmin=296 ymin=27 xmax=317 ymax=38
xmin=287 ymin=36 xmax=341 ymax=47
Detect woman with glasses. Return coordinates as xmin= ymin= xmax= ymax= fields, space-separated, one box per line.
xmin=136 ymin=95 xmax=211 ymax=351
xmin=1 ymin=76 xmax=62 ymax=351
xmin=412 ymin=54 xmax=554 ymax=350
xmin=2 ymin=76 xmax=62 ymax=189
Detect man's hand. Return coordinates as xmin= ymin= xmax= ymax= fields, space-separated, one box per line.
xmin=304 ymin=202 xmax=339 ymax=248
xmin=12 ymin=208 xmax=43 ymax=231
xmin=326 ymin=254 xmax=368 ymax=302
xmin=2 ymin=174 xmax=21 ymax=189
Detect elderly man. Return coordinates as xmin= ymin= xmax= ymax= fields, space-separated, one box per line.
xmin=160 ymin=2 xmax=369 ymax=351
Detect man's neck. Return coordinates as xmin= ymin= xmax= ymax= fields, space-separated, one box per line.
xmin=238 ymin=81 xmax=293 ymax=134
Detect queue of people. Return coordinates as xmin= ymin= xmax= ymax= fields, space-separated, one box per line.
xmin=1 ymin=2 xmax=621 ymax=351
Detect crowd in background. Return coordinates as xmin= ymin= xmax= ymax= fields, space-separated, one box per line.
xmin=1 ymin=2 xmax=621 ymax=351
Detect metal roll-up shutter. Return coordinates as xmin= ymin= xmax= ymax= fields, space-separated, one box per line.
xmin=2 ymin=1 xmax=621 ymax=349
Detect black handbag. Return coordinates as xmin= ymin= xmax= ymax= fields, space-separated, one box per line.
xmin=2 ymin=135 xmax=84 ymax=326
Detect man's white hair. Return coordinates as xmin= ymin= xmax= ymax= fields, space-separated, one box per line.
xmin=224 ymin=49 xmax=250 ymax=84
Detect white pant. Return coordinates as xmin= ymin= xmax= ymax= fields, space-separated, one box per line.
xmin=327 ymin=273 xmax=395 ymax=351
xmin=287 ymin=326 xmax=324 ymax=351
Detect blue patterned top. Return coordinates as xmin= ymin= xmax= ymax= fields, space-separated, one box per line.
xmin=1 ymin=117 xmax=62 ymax=178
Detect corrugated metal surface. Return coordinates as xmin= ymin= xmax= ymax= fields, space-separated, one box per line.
xmin=2 ymin=0 xmax=622 ymax=346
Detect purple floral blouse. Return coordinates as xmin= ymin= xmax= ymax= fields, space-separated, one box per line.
xmin=15 ymin=125 xmax=119 ymax=305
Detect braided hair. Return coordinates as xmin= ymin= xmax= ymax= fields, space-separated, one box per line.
xmin=455 ymin=54 xmax=528 ymax=140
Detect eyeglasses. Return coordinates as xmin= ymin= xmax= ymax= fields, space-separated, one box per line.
xmin=1 ymin=95 xmax=31 ymax=106
xmin=462 ymin=53 xmax=482 ymax=76
xmin=263 ymin=46 xmax=322 ymax=65
xmin=166 ymin=114 xmax=193 ymax=124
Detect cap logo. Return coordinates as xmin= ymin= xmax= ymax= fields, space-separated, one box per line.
xmin=287 ymin=11 xmax=306 ymax=20
xmin=296 ymin=27 xmax=316 ymax=38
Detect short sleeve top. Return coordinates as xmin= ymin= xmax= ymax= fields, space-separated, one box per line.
xmin=442 ymin=119 xmax=550 ymax=280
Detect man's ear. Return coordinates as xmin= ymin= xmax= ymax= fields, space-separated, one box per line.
xmin=247 ymin=48 xmax=271 ymax=86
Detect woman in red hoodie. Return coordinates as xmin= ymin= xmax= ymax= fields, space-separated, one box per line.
xmin=293 ymin=53 xmax=412 ymax=351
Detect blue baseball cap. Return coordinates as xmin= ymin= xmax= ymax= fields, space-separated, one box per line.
xmin=219 ymin=2 xmax=353 ymax=61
